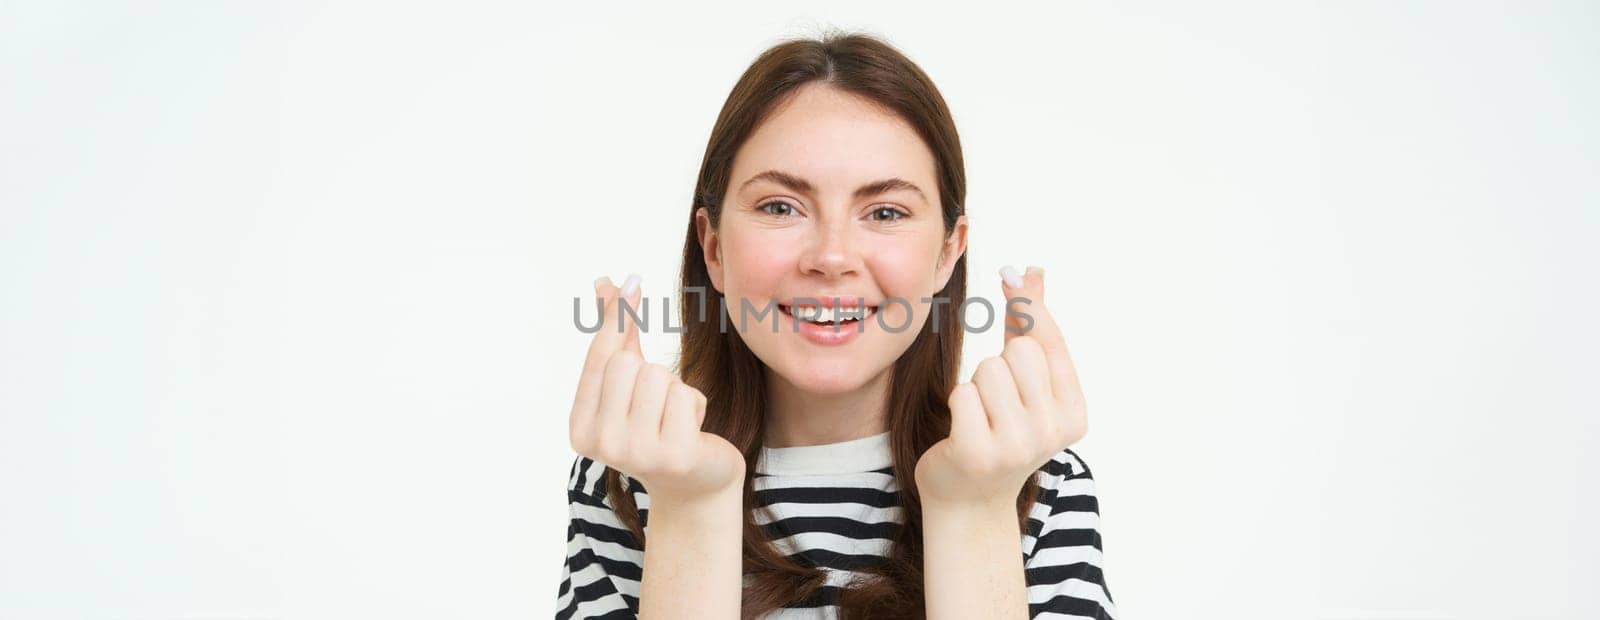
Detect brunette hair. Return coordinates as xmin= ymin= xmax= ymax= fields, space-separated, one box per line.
xmin=601 ymin=30 xmax=1043 ymax=619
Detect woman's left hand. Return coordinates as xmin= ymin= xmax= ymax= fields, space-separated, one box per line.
xmin=914 ymin=265 xmax=1088 ymax=508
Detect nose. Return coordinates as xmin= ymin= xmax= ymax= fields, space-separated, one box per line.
xmin=797 ymin=215 xmax=861 ymax=280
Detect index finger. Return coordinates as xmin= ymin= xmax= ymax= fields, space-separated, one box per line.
xmin=573 ymin=274 xmax=642 ymax=417
xmin=999 ymin=265 xmax=1079 ymax=399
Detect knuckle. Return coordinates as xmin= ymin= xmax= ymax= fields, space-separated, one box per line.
xmin=975 ymin=358 xmax=1012 ymax=387
xmin=1003 ymin=334 xmax=1043 ymax=359
xmin=638 ymin=362 xmax=669 ymax=385
xmin=670 ymin=382 xmax=696 ymax=403
xmin=676 ymin=383 xmax=708 ymax=409
xmin=976 ymin=356 xmax=1008 ymax=377
xmin=947 ymin=382 xmax=976 ymax=408
xmin=604 ymin=349 xmax=644 ymax=377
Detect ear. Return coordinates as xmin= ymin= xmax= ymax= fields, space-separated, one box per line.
xmin=933 ymin=214 xmax=968 ymax=292
xmin=695 ymin=207 xmax=726 ymax=293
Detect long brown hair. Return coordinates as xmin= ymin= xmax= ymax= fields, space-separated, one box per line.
xmin=601 ymin=30 xmax=1043 ymax=619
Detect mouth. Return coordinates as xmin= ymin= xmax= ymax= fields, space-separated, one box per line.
xmin=777 ymin=299 xmax=879 ymax=326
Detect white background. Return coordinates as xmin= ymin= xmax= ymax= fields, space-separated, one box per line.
xmin=2 ymin=1 xmax=1596 ymax=619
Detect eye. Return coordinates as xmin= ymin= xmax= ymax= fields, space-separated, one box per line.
xmin=758 ymin=200 xmax=796 ymax=217
xmin=867 ymin=206 xmax=908 ymax=222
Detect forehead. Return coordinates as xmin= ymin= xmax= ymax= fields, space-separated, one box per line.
xmin=729 ymin=83 xmax=937 ymax=194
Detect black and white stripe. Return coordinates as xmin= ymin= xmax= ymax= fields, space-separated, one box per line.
xmin=555 ymin=446 xmax=1117 ymax=620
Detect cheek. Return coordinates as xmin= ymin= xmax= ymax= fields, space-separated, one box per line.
xmin=864 ymin=237 xmax=948 ymax=333
xmin=721 ymin=230 xmax=799 ymax=295
xmin=864 ymin=240 xmax=941 ymax=294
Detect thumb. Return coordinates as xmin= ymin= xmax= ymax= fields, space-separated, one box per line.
xmin=618 ymin=272 xmax=644 ymax=355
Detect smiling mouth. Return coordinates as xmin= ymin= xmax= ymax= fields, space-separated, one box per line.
xmin=777 ymin=304 xmax=878 ymax=326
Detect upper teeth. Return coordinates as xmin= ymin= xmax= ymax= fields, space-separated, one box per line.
xmin=793 ymin=306 xmax=866 ymax=323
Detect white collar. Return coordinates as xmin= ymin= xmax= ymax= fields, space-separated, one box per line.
xmin=755 ymin=431 xmax=893 ymax=475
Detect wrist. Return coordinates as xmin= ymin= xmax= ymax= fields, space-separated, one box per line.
xmin=647 ymin=482 xmax=744 ymax=525
xmin=921 ymin=495 xmax=1016 ymax=522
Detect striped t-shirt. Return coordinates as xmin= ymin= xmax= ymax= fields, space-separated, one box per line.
xmin=555 ymin=431 xmax=1118 ymax=619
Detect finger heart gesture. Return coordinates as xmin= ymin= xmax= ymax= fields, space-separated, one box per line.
xmin=914 ymin=265 xmax=1088 ymax=507
xmin=567 ymin=274 xmax=746 ymax=502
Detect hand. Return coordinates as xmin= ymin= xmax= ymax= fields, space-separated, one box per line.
xmin=914 ymin=265 xmax=1088 ymax=507
xmin=568 ymin=275 xmax=746 ymax=502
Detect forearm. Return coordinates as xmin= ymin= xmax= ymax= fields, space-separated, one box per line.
xmin=921 ymin=498 xmax=1029 ymax=620
xmin=637 ymin=487 xmax=743 ymax=620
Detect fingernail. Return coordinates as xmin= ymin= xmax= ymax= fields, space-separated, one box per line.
xmin=594 ymin=276 xmax=613 ymax=291
xmin=1025 ymin=266 xmax=1044 ymax=276
xmin=619 ymin=273 xmax=642 ymax=298
xmin=999 ymin=265 xmax=1023 ymax=288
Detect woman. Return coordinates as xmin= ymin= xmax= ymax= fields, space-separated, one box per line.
xmin=557 ymin=31 xmax=1116 ymax=620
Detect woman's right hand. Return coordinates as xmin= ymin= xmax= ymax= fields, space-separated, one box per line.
xmin=568 ymin=275 xmax=746 ymax=503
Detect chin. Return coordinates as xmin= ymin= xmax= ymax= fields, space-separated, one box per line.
xmin=781 ymin=359 xmax=879 ymax=395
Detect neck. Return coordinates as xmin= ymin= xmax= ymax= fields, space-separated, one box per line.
xmin=763 ymin=368 xmax=891 ymax=448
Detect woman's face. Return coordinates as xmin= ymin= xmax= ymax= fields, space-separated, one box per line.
xmin=697 ymin=82 xmax=967 ymax=396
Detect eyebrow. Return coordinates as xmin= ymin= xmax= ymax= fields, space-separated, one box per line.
xmin=737 ymin=169 xmax=929 ymax=203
